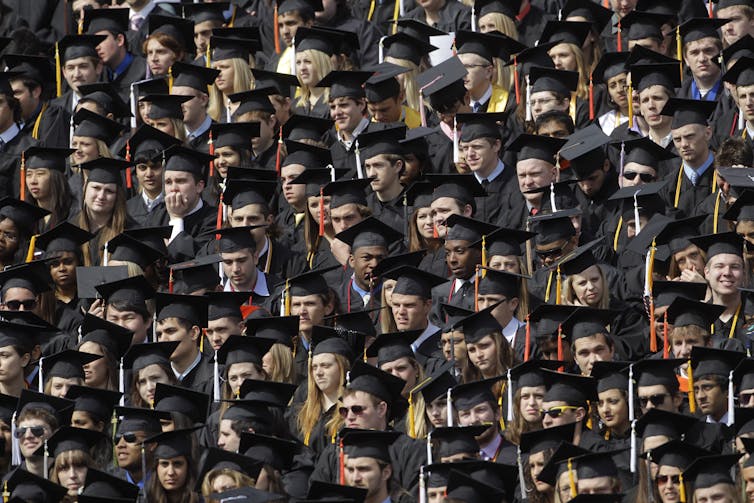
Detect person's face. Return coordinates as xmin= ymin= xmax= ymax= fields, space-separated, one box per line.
xmin=0 ymin=94 xmax=13 ymax=132
xmin=78 ymin=341 xmax=108 ymax=389
xmin=10 ymin=80 xmax=38 ymax=121
xmin=548 ymin=43 xmax=577 ymax=71
xmin=529 ymin=450 xmax=553 ymax=493
xmin=173 ymin=85 xmax=208 ymax=129
xmin=673 ymin=244 xmax=705 ymax=276
xmin=577 ymin=166 xmax=607 ymax=198
xmin=639 ymin=384 xmax=680 ymax=413
xmin=206 ymin=317 xmax=243 ymax=352
xmin=133 ymin=161 xmax=163 ymax=198
xmin=558 ymin=471 xmax=574 ymax=503
xmin=0 ymin=420 xmax=9 ymax=457
xmin=329 ymin=97 xmax=365 ymax=132
xmin=147 ymin=118 xmax=176 ymax=135
xmin=541 ymin=400 xmax=581 ymax=428
xmin=345 ymin=457 xmax=389 ymax=498
xmin=457 ymin=401 xmax=497 ymax=443
xmin=445 ymin=239 xmax=479 ymax=280
xmin=48 ymin=251 xmax=78 ymax=290
xmin=639 ymin=85 xmax=671 ymax=129
xmin=461 ymin=138 xmax=500 ymax=175
xmin=278 ymin=11 xmax=308 ymax=47
xmin=218 ymin=418 xmax=241 ymax=452
xmin=672 ymin=123 xmax=711 ymax=165
xmin=0 ymin=219 xmax=19 ymax=260
xmin=466 ymin=335 xmax=498 ymax=375
xmin=738 ymin=84 xmax=754 ymax=121
xmin=71 ymin=410 xmax=100 ymax=431
xmin=597 ymin=388 xmax=628 ymax=431
xmin=573 ymin=333 xmax=614 ymax=376
xmin=426 ymin=394 xmax=447 ymax=428
xmin=415 ymin=207 xmax=434 ymax=239
xmin=390 ymin=293 xmax=431 ymax=331
xmin=743 ymin=466 xmax=754 ymax=503
xmin=227 ymin=362 xmax=265 ymax=395
xmin=229 ymin=205 xmax=271 ymax=250
xmin=115 ymin=430 xmax=146 ymax=470
xmin=577 ymin=476 xmax=615 ymax=495
xmin=212 ymin=473 xmax=239 ymax=494
xmin=157 ymin=456 xmax=189 ymax=491
xmin=610 ymin=0 xmax=637 ymax=17
xmin=281 ymin=164 xmax=306 ymax=208
xmin=430 ymin=197 xmax=465 ymax=238
xmin=0 ymin=345 xmax=28 ymax=383
xmin=705 ymin=253 xmax=744 ymax=296
xmin=95 ymin=31 xmax=123 ymax=67
xmin=292 ymin=295 xmax=328 ymax=334
xmin=441 ymin=330 xmax=467 ymax=363
xmin=312 ymin=352 xmax=342 ymax=395
xmin=193 ymin=20 xmax=219 ymax=55
xmin=58 ymin=457 xmax=87 ymax=495
xmin=536 ymin=238 xmax=571 ymax=268
xmin=383 ymin=279 xmax=396 ymax=307
xmin=63 ymin=57 xmax=101 ymax=92
xmin=2 ymin=287 xmax=38 ymax=314
xmin=570 ymin=264 xmax=604 ymax=307
xmin=536 ymin=119 xmax=571 ymax=138
xmin=341 ymin=391 xmax=385 ymax=430
xmin=684 ymin=38 xmax=721 ymax=82
xmin=164 ymin=170 xmax=204 ymax=210
xmin=740 ymin=388 xmax=754 ymax=408
xmin=671 ymin=329 xmax=708 ymax=360
xmin=657 ymin=465 xmax=682 ymax=503
xmin=296 ymin=52 xmax=319 ymax=86
xmin=428 ymin=486 xmax=446 ymax=503
xmin=17 ymin=418 xmax=52 ymax=458
xmin=365 ymin=155 xmax=401 ymax=194
xmin=531 ymin=91 xmax=567 ymax=120
xmin=380 ymin=356 xmax=416 ymax=395
xmin=72 ymin=135 xmax=100 ymax=164
xmin=84 ymin=181 xmax=117 ymax=215
xmin=307 ymin=194 xmax=331 ymax=226
xmin=146 ymin=39 xmax=177 ymax=76
xmin=349 ymin=245 xmax=387 ymax=289
xmin=693 ymin=377 xmax=728 ymax=419
xmin=719 ymin=6 xmax=754 ymax=46
xmin=222 ymin=249 xmax=259 ymax=290
xmin=367 ymin=97 xmax=403 ymax=124
xmin=517 ymin=158 xmax=557 ymax=202
xmin=622 ymin=162 xmax=657 ymax=187
xmin=459 ymin=53 xmax=493 ymax=95
xmin=520 ymin=385 xmax=546 ymax=424
xmin=107 ymin=306 xmax=149 ymax=345
xmin=330 ymin=203 xmax=364 ymax=234
xmin=606 ymin=72 xmax=628 ymax=110
xmin=137 ymin=363 xmax=171 ymax=405
xmin=695 ymin=483 xmax=735 ymax=503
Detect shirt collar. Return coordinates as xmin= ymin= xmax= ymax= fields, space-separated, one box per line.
xmin=0 ymin=123 xmax=19 ymax=144
xmin=707 ymin=411 xmax=729 ymax=424
xmin=411 ymin=323 xmax=440 ymax=351
xmin=172 ymin=351 xmax=202 ymax=381
xmin=502 ymin=317 xmax=522 ymax=343
xmin=142 ymin=191 xmax=164 ymax=211
xmin=130 ymin=1 xmax=156 ymax=19
xmin=473 ymin=160 xmax=505 ymax=183
xmin=187 ymin=114 xmax=212 ymax=138
xmin=109 ymin=52 xmax=134 ymax=79
xmin=480 ymin=432 xmax=502 ymax=460
xmin=338 ymin=117 xmax=370 ymax=146
xmin=350 ymin=273 xmax=379 ymax=299
xmin=683 ymin=151 xmax=714 ymax=180
xmin=471 ymin=84 xmax=493 ymax=108
xmin=254 ymin=270 xmax=270 ymax=296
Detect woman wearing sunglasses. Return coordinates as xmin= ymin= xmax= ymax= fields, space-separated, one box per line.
xmin=636 ymin=440 xmax=716 ymax=503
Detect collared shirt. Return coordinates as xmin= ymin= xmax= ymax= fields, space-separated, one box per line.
xmin=350 ymin=274 xmax=379 ymax=306
xmin=172 ymin=351 xmax=202 ymax=381
xmin=480 ymin=432 xmax=503 ymax=461
xmin=683 ymin=152 xmax=714 ymax=186
xmin=186 ymin=114 xmax=212 ymax=140
xmin=707 ymin=411 xmax=729 ymax=425
xmin=471 ymin=84 xmax=493 ymax=112
xmin=109 ymin=52 xmax=134 ymax=80
xmin=453 ymin=278 xmax=469 ymax=294
xmin=747 ymin=122 xmax=754 ymax=138
xmin=338 ymin=117 xmax=370 ymax=149
xmin=70 ymin=90 xmax=80 ymax=114
xmin=125 ymin=469 xmax=148 ymax=490
xmin=142 ymin=191 xmax=164 ymax=213
xmin=168 ymin=199 xmax=204 ymax=243
xmin=224 ymin=269 xmax=270 ymax=296
xmin=129 ymin=1 xmax=157 ymax=21
xmin=412 ymin=322 xmax=441 ymax=352
xmin=0 ymin=123 xmax=19 ymax=146
xmin=502 ymin=316 xmax=524 ymax=346
xmin=473 ymin=160 xmax=505 ymax=184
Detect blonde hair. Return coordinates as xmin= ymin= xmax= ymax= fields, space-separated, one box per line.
xmin=551 ymin=42 xmax=589 ymax=100
xmin=76 ymin=181 xmax=128 ymax=266
xmin=385 ymin=56 xmax=423 ymax=111
xmin=295 ymin=49 xmax=332 ymax=110
xmin=201 ymin=468 xmax=256 ymax=503
xmin=517 ymin=257 xmax=531 ymax=321
xmin=266 ymin=343 xmax=297 ymax=385
xmin=479 ymin=12 xmax=519 ymax=40
xmin=51 ymin=449 xmax=93 ymax=502
xmin=504 ymin=386 xmax=543 ymax=446
xmin=208 ymin=58 xmax=255 ymax=121
xmin=296 ymin=352 xmax=349 ymax=444
xmin=562 ymin=266 xmax=610 ymax=309
xmin=380 ymin=280 xmax=398 ymax=334
xmin=406 ymin=362 xmax=428 ymax=439
xmin=168 ymin=118 xmax=188 ymax=142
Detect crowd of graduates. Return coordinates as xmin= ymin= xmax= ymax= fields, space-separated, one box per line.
xmin=0 ymin=0 xmax=753 ymax=502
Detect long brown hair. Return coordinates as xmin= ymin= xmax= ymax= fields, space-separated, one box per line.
xmin=297 ymin=352 xmax=349 ymax=445
xmin=146 ymin=454 xmax=199 ymax=503
xmin=76 ymin=181 xmax=128 ymax=266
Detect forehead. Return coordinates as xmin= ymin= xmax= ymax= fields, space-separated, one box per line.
xmin=517 ymin=158 xmax=553 ymax=172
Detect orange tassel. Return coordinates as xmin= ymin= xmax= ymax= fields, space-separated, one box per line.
xmin=663 ymin=310 xmax=669 ymax=359
xmin=275 ymin=126 xmax=283 ymax=175
xmin=168 ymin=268 xmax=174 ymax=293
xmin=216 ymin=193 xmax=224 ymax=241
xmin=617 ymin=22 xmax=622 ymax=51
xmin=588 ymin=74 xmax=594 ymax=120
xmin=524 ymin=315 xmax=531 ymax=361
xmin=557 ymin=323 xmax=564 ymax=362
xmin=339 ymin=439 xmax=346 ymax=484
xmin=273 ymin=3 xmax=281 ymax=54
xmin=649 ymin=299 xmax=657 ymax=352
xmin=19 ymin=152 xmax=25 ymax=201
xmin=433 ymin=224 xmax=439 ymax=238
xmin=318 ymin=187 xmax=325 ymax=237
xmin=125 ymin=142 xmax=133 ymax=190
xmin=513 ymin=56 xmax=520 ymax=104
xmin=208 ymin=131 xmax=215 ymax=178
xmin=708 ymin=0 xmax=713 ymax=17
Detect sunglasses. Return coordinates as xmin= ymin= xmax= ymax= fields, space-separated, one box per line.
xmin=540 ymin=405 xmax=579 ymax=419
xmin=535 ymin=242 xmax=569 ymax=259
xmin=623 ymin=171 xmax=656 ymax=183
xmin=639 ymin=393 xmax=669 ymax=408
xmin=14 ymin=426 xmax=47 ymax=438
xmin=338 ymin=405 xmax=367 ymax=418
xmin=740 ymin=392 xmax=754 ymax=405
xmin=656 ymin=474 xmax=681 ymax=486
xmin=4 ymin=299 xmax=37 ymax=310
xmin=114 ymin=432 xmax=140 ymax=444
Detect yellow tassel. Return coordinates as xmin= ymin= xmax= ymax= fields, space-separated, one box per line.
xmin=229 ymin=5 xmax=237 ymax=27
xmin=199 ymin=330 xmax=204 ymax=353
xmin=674 ymin=163 xmax=683 ymax=208
xmin=545 ymin=270 xmax=554 ymax=303
xmin=206 ymin=44 xmax=211 ymax=69
xmin=711 ymin=169 xmax=717 ymax=194
xmin=613 ymin=216 xmax=623 ymax=252
xmin=284 ymin=279 xmax=291 ymax=316
xmin=498 ymin=383 xmax=506 ymax=431
xmin=391 ymin=0 xmax=400 ymax=33
xmin=32 ymin=102 xmax=48 ymax=140
xmin=568 ymin=458 xmax=577 ymax=497
xmin=713 ymin=191 xmax=721 ymax=234
xmin=54 ymin=42 xmax=62 ymax=98
xmin=304 ymin=430 xmax=311 ymax=446
xmin=367 ymin=0 xmax=376 ymax=20
xmin=585 ymin=400 xmax=592 ymax=430
xmin=168 ymin=66 xmax=173 ymax=93
xmin=555 ymin=265 xmax=562 ymax=305
xmin=3 ymin=479 xmax=9 ymax=503
xmin=481 ymin=234 xmax=487 ymax=271
xmin=688 ymin=360 xmax=696 ymax=413
xmin=680 ymin=473 xmax=687 ymax=503
xmin=627 ymin=83 xmax=633 ymax=129
xmin=408 ymin=392 xmax=416 ymax=438
xmin=676 ymin=26 xmax=683 ymax=82
xmin=25 ymin=235 xmax=37 ymax=263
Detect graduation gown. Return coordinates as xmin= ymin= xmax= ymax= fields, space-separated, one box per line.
xmin=475 ymin=165 xmax=517 ymax=225
xmin=517 ymin=3 xmax=554 ymax=47
xmin=419 ymin=247 xmax=449 ymax=278
xmin=404 ymin=0 xmax=471 ymax=33
xmin=423 ymin=127 xmax=456 ymax=175
xmin=126 ymin=194 xmax=160 ymax=227
xmin=0 ymin=125 xmax=34 ymax=199
xmin=660 ymin=159 xmax=717 ymax=219
xmin=103 ymin=54 xmax=147 ymax=103
xmin=429 ymin=276 xmax=477 ymax=327
xmin=253 ymin=142 xmax=278 ymax=172
xmin=351 ymin=0 xmax=417 ymax=34
xmin=186 ymin=119 xmax=216 ymax=154
xmin=366 ymin=191 xmax=407 ymax=237
xmin=145 ymin=200 xmax=218 ymax=253
xmin=18 ymin=101 xmax=69 ymax=148
xmin=573 ymin=170 xmax=619 ymax=238
xmin=178 ymin=352 xmax=215 ymax=396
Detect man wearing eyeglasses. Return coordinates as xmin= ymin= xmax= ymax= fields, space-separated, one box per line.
xmin=632 ymin=358 xmax=686 ymax=414
xmin=113 ymin=408 xmax=161 ymax=490
xmin=526 ymin=211 xmax=580 ymax=303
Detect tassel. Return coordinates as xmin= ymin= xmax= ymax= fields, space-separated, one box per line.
xmin=513 ymin=58 xmax=521 ymax=105
xmin=677 ymin=27 xmax=683 ymax=82
xmin=103 ymin=240 xmax=109 ymax=266
xmin=517 ymin=446 xmax=528 ymax=500
xmin=633 ymin=191 xmax=641 ymax=234
xmin=589 ymin=74 xmax=594 ymax=120
xmin=10 ymin=411 xmax=20 ymax=466
xmin=680 ymin=473 xmax=687 ymax=503
xmin=141 ymin=445 xmax=147 ymax=483
xmin=432 ymin=224 xmax=439 ymax=238
xmin=19 ymin=153 xmax=25 ymax=201
xmin=119 ymin=359 xmax=125 ymax=406
xmin=200 ymin=330 xmax=205 ymax=354
xmin=446 ymin=387 xmax=453 ymax=426
xmin=426 ymin=431 xmax=433 ymax=464
xmin=355 ymin=139 xmax=363 ymax=179
xmin=550 ymin=181 xmax=557 ymax=211
xmin=274 ymin=3 xmax=281 ymax=54
xmin=339 ymin=438 xmax=346 ymax=484
xmin=568 ymin=458 xmax=577 ymax=497
xmin=2 ymin=480 xmax=8 ymax=503
xmin=208 ymin=131 xmax=215 ymax=178
xmin=474 ymin=265 xmax=480 ymax=311
xmin=524 ymin=315 xmax=531 ymax=361
xmin=129 ymin=84 xmax=137 ymax=130
xmin=452 ymin=117 xmax=459 ymax=163
xmin=168 ymin=268 xmax=174 ymax=293
xmin=419 ymin=467 xmax=426 ymax=503
xmin=214 ymin=350 xmax=220 ymax=403
xmin=275 ymin=126 xmax=283 ymax=175
xmin=168 ymin=66 xmax=173 ymax=93
xmin=630 ymin=419 xmax=637 ymax=473
xmin=557 ymin=324 xmax=564 ymax=362
xmin=663 ymin=310 xmax=669 ymax=358
xmin=378 ymin=36 xmax=386 ymax=64
xmin=38 ymin=356 xmax=44 ymax=393
xmin=471 ymin=5 xmax=476 ymax=31
xmin=206 ymin=44 xmax=211 ymax=69
xmin=555 ymin=265 xmax=562 ymax=305
xmin=728 ymin=370 xmax=735 ymax=426
xmin=708 ymin=0 xmax=713 ymax=17
xmin=284 ymin=279 xmax=291 ymax=316
xmin=525 ymin=75 xmax=532 ymax=121
xmin=627 ymin=80 xmax=633 ymax=128
xmin=55 ymin=42 xmax=62 ymax=97
xmin=216 ymin=193 xmax=224 ymax=241
xmin=688 ymin=360 xmax=696 ymax=413
xmin=498 ymin=384 xmax=505 ymax=430
xmin=152 ymin=312 xmax=157 ymax=343
xmin=125 ymin=141 xmax=132 ymax=190
xmin=617 ymin=21 xmax=622 ymax=51
xmin=43 ymin=440 xmax=49 ymax=479
xmin=318 ymin=187 xmax=325 ymax=236
xmin=229 ymin=5 xmax=237 ymax=26
xmin=408 ymin=391 xmax=415 ymax=438
xmin=78 ymin=7 xmax=84 ymax=34
xmin=650 ymin=299 xmax=657 ymax=352
xmin=619 ymin=141 xmax=625 ymax=187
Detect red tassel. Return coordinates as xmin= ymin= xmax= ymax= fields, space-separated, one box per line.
xmin=524 ymin=315 xmax=531 ymax=361
xmin=125 ymin=140 xmax=132 ymax=189
xmin=339 ymin=439 xmax=346 ymax=484
xmin=708 ymin=0 xmax=713 ymax=17
xmin=19 ymin=152 xmax=25 ymax=202
xmin=208 ymin=131 xmax=215 ymax=178
xmin=168 ymin=268 xmax=174 ymax=293
xmin=433 ymin=224 xmax=439 ymax=238
xmin=318 ymin=187 xmax=325 ymax=237
xmin=663 ymin=310 xmax=669 ymax=359
xmin=273 ymin=3 xmax=281 ymax=54
xmin=557 ymin=323 xmax=563 ymax=362
xmin=240 ymin=305 xmax=260 ymax=318
xmin=216 ymin=193 xmax=224 ymax=241
xmin=617 ymin=22 xmax=622 ymax=51
xmin=275 ymin=126 xmax=283 ymax=175
xmin=588 ymin=75 xmax=594 ymax=120
xmin=513 ymin=56 xmax=521 ymax=105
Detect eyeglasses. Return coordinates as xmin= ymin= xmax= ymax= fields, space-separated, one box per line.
xmin=14 ymin=426 xmax=47 ymax=438
xmin=114 ymin=432 xmax=140 ymax=444
xmin=639 ymin=393 xmax=669 ymax=408
xmin=623 ymin=171 xmax=656 ymax=183
xmin=540 ymin=405 xmax=579 ymax=419
xmin=740 ymin=392 xmax=754 ymax=405
xmin=339 ymin=405 xmax=368 ymax=418
xmin=535 ymin=242 xmax=569 ymax=259
xmin=656 ymin=474 xmax=681 ymax=486
xmin=3 ymin=299 xmax=38 ymax=310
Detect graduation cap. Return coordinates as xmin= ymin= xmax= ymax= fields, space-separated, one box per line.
xmin=134 ymin=76 xmax=169 ymax=97
xmin=429 ymin=424 xmax=487 ymax=458
xmin=536 ymin=441 xmax=592 ymax=486
xmin=614 ymin=136 xmax=678 ymax=168
xmin=294 ymin=26 xmax=345 ymax=56
xmin=120 ymin=123 xmax=181 ymax=161
xmin=648 ymin=215 xmax=707 ymax=254
xmin=445 ymin=214 xmax=498 ymax=243
xmin=559 ymin=125 xmax=610 ymax=179
xmin=251 ymin=69 xmax=300 ymax=98
xmin=630 ymin=63 xmax=683 ymax=94
xmin=592 ymin=51 xmax=630 ymax=84
xmin=618 ymin=11 xmax=670 ymax=42
xmin=0 ymin=197 xmax=49 ymax=235
xmin=305 ymin=481 xmax=367 ymax=503
xmin=665 ymin=297 xmax=725 ymax=328
xmin=451 ymin=375 xmax=503 ymax=410
xmin=0 ymin=260 xmax=51 ymax=296
xmin=210 ymin=122 xmax=259 ymax=151
xmin=381 ymin=32 xmax=438 ymax=65
xmin=17 ymin=389 xmax=74 ymax=425
xmin=212 ymin=225 xmax=264 ymax=253
xmin=140 ymin=93 xmax=191 ymax=120
xmin=39 ymin=425 xmax=105 ymax=458
xmin=6 ymin=468 xmax=68 ymax=503
xmin=286 ymin=267 xmax=335 ymax=297
xmin=276 ymin=0 xmax=323 ymax=16
xmin=1 ymin=54 xmax=53 ymax=86
xmin=57 ymin=34 xmax=106 ymax=62
xmin=170 ymin=254 xmax=221 ymax=294
xmin=445 ymin=469 xmax=505 ymax=503
xmin=732 ymin=406 xmax=754 ymax=436
xmin=473 ymin=0 xmax=521 ymax=19
xmin=682 ymin=454 xmax=741 ymax=490
xmin=734 ymin=357 xmax=754 ymax=391
xmin=413 ymin=362 xmax=457 ymax=403
xmin=237 ymin=379 xmax=296 ymax=407
xmin=529 ymin=209 xmax=578 ymax=245
xmin=562 ymin=0 xmax=613 ymax=33
xmin=282 ymin=114 xmax=332 ymax=142
xmin=477 ymin=268 xmax=524 ymax=299
xmin=425 ymin=173 xmax=486 ymax=210
xmin=455 ymin=30 xmax=526 ymax=62
xmin=182 ymin=2 xmax=230 ymax=25
xmin=400 ymin=126 xmax=433 ymax=155
xmin=34 ymin=222 xmax=92 ymax=256
xmin=506 ymin=41 xmax=558 ymax=76
xmin=401 ymin=180 xmax=434 ymax=209
xmin=539 ymin=20 xmax=592 ymax=46
xmin=469 ymin=226 xmax=535 ymax=258
xmin=690 ymin=345 xmax=746 ymax=379
xmin=226 ymin=88 xmax=276 ymax=117
xmin=171 ymin=61 xmax=220 ymax=93
xmin=0 ymin=393 xmax=16 ymax=423
xmin=591 ymin=360 xmax=630 ymax=393
xmin=210 ymin=36 xmax=261 ymax=62
xmin=144 ymin=427 xmax=201 ymax=460
xmin=245 ymin=315 xmax=299 ymax=347
xmin=527 ymin=304 xmax=580 ymax=338
xmin=363 ymin=62 xmax=407 ymax=103
xmin=196 ymin=448 xmax=262 ymax=493
xmin=94 ymin=274 xmax=155 ymax=306
xmin=283 ymin=140 xmax=333 ymax=169
xmin=555 ymin=237 xmax=603 ymax=276
xmin=327 ymin=309 xmax=379 ymax=339
xmin=153 ymin=383 xmax=210 ymax=424
xmin=519 ymin=422 xmax=577 ymax=454
xmin=77 ymin=157 xmax=133 ymax=186
xmin=210 ymin=487 xmax=284 ymax=503
xmin=156 ymin=292 xmax=208 ymax=328
xmin=334 ymin=216 xmax=403 ymax=251
xmin=631 ymin=357 xmax=685 ymax=389
xmin=573 ymin=450 xmax=622 ymax=479
xmin=311 ymin=325 xmax=358 ymax=361
xmin=0 ymin=319 xmax=39 ymax=353
xmin=147 ymin=14 xmax=195 ymax=53
xmin=114 ymin=406 xmax=162 ymax=435
xmin=347 ymin=359 xmax=407 ymax=408
xmin=660 ymin=97 xmax=717 ymax=129
xmin=690 ymin=231 xmax=745 ymax=259
xmin=509 ymin=359 xmax=566 ymax=389
xmin=357 ymin=125 xmax=407 ymax=159
xmin=417 ymin=56 xmax=468 ymax=110
xmin=78 ymin=468 xmax=140 ymax=501
xmin=239 ymin=431 xmax=299 ymax=470
xmin=723 ymin=55 xmax=754 ymax=87
xmin=557 ymin=307 xmax=616 ymax=344
xmin=107 ymin=232 xmax=165 ymax=268
xmin=65 ymin=384 xmax=122 ymax=422
xmin=205 ymin=291 xmax=248 ymax=322
xmin=453 ymin=305 xmax=503 ymax=345
xmin=641 ymin=438 xmax=710 ymax=468
xmin=121 ymin=341 xmax=178 ymax=373
xmin=508 ymin=133 xmax=568 ymax=164
xmin=365 ymin=330 xmax=422 ymax=366
xmin=542 ymin=368 xmax=597 ymax=405
xmin=159 ymin=144 xmax=216 ymax=181
xmin=625 ymin=44 xmax=680 ymax=66
xmin=41 ymin=349 xmax=101 ymax=381
xmin=84 ymin=7 xmax=129 ymax=35
xmin=314 ymin=70 xmax=371 ymax=101
xmin=679 ymin=17 xmax=729 ymax=44
xmin=341 ymin=430 xmax=401 ymax=465
xmin=529 ymin=66 xmax=579 ymax=96
xmin=23 ymin=147 xmax=75 ymax=178
xmin=290 ymin=167 xmax=346 ymax=198
xmin=216 ymin=334 xmax=274 ymax=367
xmin=455 ymin=112 xmax=506 ymax=142
xmin=722 ymin=35 xmax=754 ymax=65
xmin=723 ymin=189 xmax=754 ymax=222
xmin=322 ymin=178 xmax=370 ymax=209
xmin=609 ymin=181 xmax=667 ymax=221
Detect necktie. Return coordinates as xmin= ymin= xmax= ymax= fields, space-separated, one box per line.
xmin=458 ymin=281 xmax=472 ymax=299
xmin=0 ymin=138 xmax=5 ymax=153
xmin=472 ymin=102 xmax=481 ymax=113
xmin=529 ymin=207 xmax=538 ymax=216
xmin=130 ymin=15 xmax=144 ymax=31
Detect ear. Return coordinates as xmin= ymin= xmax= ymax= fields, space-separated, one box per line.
xmin=462 ymin=204 xmax=473 ymax=217
xmin=377 ymin=400 xmax=388 ymax=418
xmin=190 ymin=325 xmax=202 ymax=342
xmin=382 ymin=463 xmax=393 ymax=482
xmin=574 ymin=406 xmax=586 ymax=422
xmin=116 ymin=33 xmax=126 ymax=48
xmin=348 ymin=254 xmax=356 ymax=269
xmin=31 ymin=86 xmax=42 ymax=100
xmin=602 ymin=158 xmax=610 ymax=172
xmin=509 ymin=297 xmax=520 ymax=312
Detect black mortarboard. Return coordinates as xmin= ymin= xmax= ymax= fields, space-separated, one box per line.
xmin=451 ymin=376 xmax=503 ymax=410
xmin=40 ymin=425 xmax=105 ymax=458
xmin=115 ymin=406 xmax=162 ymax=434
xmin=649 ymin=215 xmax=707 ymax=254
xmin=394 ymin=17 xmax=447 ymax=40
xmin=617 ymin=136 xmax=679 ymax=168
xmin=245 ymin=315 xmax=299 ymax=347
xmin=17 ymin=389 xmax=74 ymax=425
xmin=276 ymin=0 xmax=323 ymax=15
xmin=78 ymin=468 xmax=140 ymax=501
xmin=140 ymin=93 xmax=191 ymax=120
xmin=592 ymin=51 xmax=630 ymax=84
xmin=294 ymin=26 xmax=344 ymax=56
xmin=528 ymin=304 xmax=580 ymax=339
xmin=216 ymin=335 xmax=274 ymax=367
xmin=171 ymin=61 xmax=220 ymax=93
xmin=557 ymin=307 xmax=616 ymax=344
xmin=530 ymin=209 xmax=578 ymax=245
xmin=683 ymin=454 xmax=741 ymax=489
xmin=0 ymin=260 xmax=51 ymax=296
xmin=315 ymin=70 xmax=371 ymax=101
xmin=23 ymin=146 xmax=75 ymax=173
xmin=237 ymin=379 xmax=296 ymax=407
xmin=431 ymin=424 xmax=488 ymax=458
xmin=170 ymin=254 xmax=221 ymax=294
xmin=661 ymin=97 xmax=717 ymax=128
xmin=473 ymin=0 xmax=521 ymax=18
xmin=154 ymin=383 xmax=210 ymax=424
xmin=334 ymin=216 xmax=403 ymax=251
xmin=358 ymin=125 xmax=406 ymax=159
xmin=0 ymin=393 xmax=16 ymax=422
xmin=679 ymin=17 xmax=729 ymax=44
xmin=445 ymin=469 xmax=504 ymax=503
xmin=145 ymin=427 xmax=200 ymax=459
xmin=228 ymin=88 xmax=276 ymax=116
xmin=542 ymin=369 xmax=597 ymax=405
xmin=573 ymin=450 xmax=621 ymax=479
xmin=65 ymin=384 xmax=122 ymax=422
xmin=402 ymin=180 xmax=433 ymax=209
xmin=734 ymin=357 xmax=754 ymax=391
xmin=77 ymin=157 xmax=132 ymax=186
xmin=426 ymin=173 xmax=486 ymax=210
xmin=363 ymin=62 xmax=406 ymax=103
xmin=121 ymin=341 xmax=178 ymax=373
xmin=239 ymin=432 xmax=299 ymax=471
xmin=134 ymin=76 xmax=168 ymax=97
xmin=305 ymin=481 xmax=367 ymax=503
xmin=665 ymin=297 xmax=725 ymax=328
xmin=327 ymin=310 xmax=379 ymax=340
xmin=529 ymin=66 xmax=579 ymax=96
xmin=1 ymin=54 xmax=52 ymax=86
xmin=413 ymin=362 xmax=457 ymax=404
xmin=156 ymin=292 xmax=207 ymax=327
xmin=690 ymin=231 xmax=745 ymax=259
xmin=537 ymin=442 xmax=592 ymax=486
xmin=42 ymin=349 xmax=101 ymax=380
xmin=6 ymin=468 xmax=68 ymax=503
xmin=469 ymin=226 xmax=535 ymax=257
xmin=283 ymin=140 xmax=333 ymax=170
xmin=381 ymin=32 xmax=437 ymax=66
xmin=382 ymin=265 xmax=445 ymax=299
xmin=508 ymin=133 xmax=568 ymax=164
xmin=147 ymin=14 xmax=195 ymax=53
xmin=520 ymin=422 xmax=576 ymax=455
xmin=291 ymin=167 xmax=347 ymax=198
xmin=0 ymin=197 xmax=49 ymax=235
xmin=455 ymin=112 xmax=506 ymax=142
xmin=58 ymin=34 xmax=106 ymax=62
xmin=641 ymin=439 xmax=710 ymax=468
xmin=210 ymin=488 xmax=284 ymax=503
xmin=210 ymin=122 xmax=258 ymax=151
xmin=196 ymin=448 xmax=262 ymax=493
xmin=365 ymin=330 xmax=422 ymax=366
xmin=282 ymin=114 xmax=332 ymax=142
xmin=347 ymin=360 xmax=406 ymax=408
xmin=35 ymin=222 xmax=92 ymax=256
xmin=724 ymin=190 xmax=754 ymax=222
xmin=286 ymin=267 xmax=336 ymax=296
xmin=251 ymin=69 xmax=299 ymax=98
xmin=341 ymin=430 xmax=400 ymax=463
xmin=509 ymin=359 xmax=565 ymax=389
xmin=78 ymin=83 xmax=131 ymax=119
xmin=442 ymin=304 xmax=475 ymax=332
xmin=454 ymin=305 xmax=503 ymax=344
xmin=223 ymin=180 xmax=275 ymax=213
xmin=540 ymin=20 xmax=591 ymax=46
xmin=107 ymin=232 xmax=165 ymax=268
xmin=506 ymin=42 xmax=558 ymax=76
xmin=323 ymin=178 xmax=370 ymax=209
xmin=560 ymin=125 xmax=609 ymax=177
xmin=417 ymin=56 xmax=468 ymax=110
xmin=690 ymin=345 xmax=745 ymax=378
xmin=455 ymin=30 xmax=525 ymax=62
xmin=632 ymin=357 xmax=685 ymax=388
xmin=626 ymin=44 xmax=681 ymax=67
xmin=182 ymin=2 xmax=229 ymax=24
xmin=160 ymin=144 xmax=216 ymax=180
xmin=212 ymin=225 xmax=263 ymax=253
xmin=205 ymin=291 xmax=248 ymax=322
xmin=84 ymin=7 xmax=128 ymax=35
xmin=723 ymin=56 xmax=754 ymax=87
xmin=445 ymin=214 xmax=498 ymax=243
xmin=0 ymin=319 xmax=38 ymax=352
xmin=618 ymin=11 xmax=669 ymax=41
xmin=630 ymin=63 xmax=683 ymax=93
xmin=563 ymin=0 xmax=613 ymax=32
xmin=477 ymin=268 xmax=524 ymax=298
xmin=210 ymin=36 xmax=261 ymax=61
xmin=311 ymin=325 xmax=358 ymax=360
xmin=95 ymin=274 xmax=155 ymax=306
xmin=591 ymin=360 xmax=630 ymax=393
xmin=555 ymin=237 xmax=604 ymax=276
xmin=121 ymin=124 xmax=181 ymax=161
xmin=722 ymin=35 xmax=754 ymax=64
